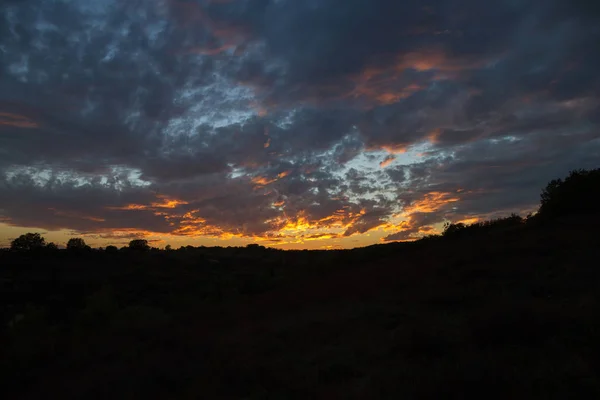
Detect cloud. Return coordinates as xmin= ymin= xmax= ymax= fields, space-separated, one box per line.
xmin=0 ymin=112 xmax=38 ymax=129
xmin=379 ymin=155 xmax=396 ymax=168
xmin=0 ymin=0 xmax=599 ymax=247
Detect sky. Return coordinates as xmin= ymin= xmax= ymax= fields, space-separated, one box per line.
xmin=0 ymin=0 xmax=599 ymax=249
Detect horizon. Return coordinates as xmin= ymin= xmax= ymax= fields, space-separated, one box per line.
xmin=1 ymin=0 xmax=599 ymax=250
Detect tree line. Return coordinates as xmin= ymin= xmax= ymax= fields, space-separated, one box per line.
xmin=7 ymin=234 xmax=152 ymax=253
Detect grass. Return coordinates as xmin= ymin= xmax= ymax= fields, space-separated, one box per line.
xmin=1 ymin=217 xmax=600 ymax=398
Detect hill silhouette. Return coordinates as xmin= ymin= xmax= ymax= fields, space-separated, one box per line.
xmin=1 ymin=168 xmax=600 ymax=399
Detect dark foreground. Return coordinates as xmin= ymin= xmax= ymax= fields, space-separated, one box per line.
xmin=2 ymin=218 xmax=600 ymax=399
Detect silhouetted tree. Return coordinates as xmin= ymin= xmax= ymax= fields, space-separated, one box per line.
xmin=67 ymin=238 xmax=88 ymax=251
xmin=129 ymin=239 xmax=150 ymax=251
xmin=10 ymin=233 xmax=46 ymax=251
xmin=165 ymin=245 xmax=172 ymax=251
xmin=443 ymin=222 xmax=466 ymax=237
xmin=539 ymin=169 xmax=600 ymax=218
xmin=46 ymin=242 xmax=59 ymax=251
xmin=105 ymin=245 xmax=118 ymax=253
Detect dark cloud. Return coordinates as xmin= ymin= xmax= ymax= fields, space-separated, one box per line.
xmin=238 ymin=0 xmax=525 ymax=86
xmin=0 ymin=0 xmax=599 ymax=246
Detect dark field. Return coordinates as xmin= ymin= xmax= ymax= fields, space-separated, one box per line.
xmin=2 ymin=215 xmax=600 ymax=399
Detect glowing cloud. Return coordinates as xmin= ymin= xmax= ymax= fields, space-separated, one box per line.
xmin=251 ymin=176 xmax=278 ymax=186
xmin=0 ymin=113 xmax=38 ymax=129
xmin=379 ymin=155 xmax=396 ymax=168
xmin=107 ymin=195 xmax=188 ymax=211
xmin=402 ymin=192 xmax=460 ymax=215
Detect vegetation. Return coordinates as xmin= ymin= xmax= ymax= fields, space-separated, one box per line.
xmin=539 ymin=169 xmax=600 ymax=219
xmin=128 ymin=239 xmax=151 ymax=252
xmin=66 ymin=238 xmax=90 ymax=251
xmin=442 ymin=213 xmax=525 ymax=238
xmin=1 ymin=168 xmax=600 ymax=398
xmin=10 ymin=232 xmax=46 ymax=252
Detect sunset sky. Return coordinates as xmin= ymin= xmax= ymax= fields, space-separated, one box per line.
xmin=0 ymin=0 xmax=599 ymax=249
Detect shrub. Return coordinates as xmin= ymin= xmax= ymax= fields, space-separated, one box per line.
xmin=539 ymin=169 xmax=600 ymax=218
xmin=443 ymin=214 xmax=524 ymax=238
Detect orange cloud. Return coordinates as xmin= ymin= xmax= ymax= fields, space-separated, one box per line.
xmin=49 ymin=204 xmax=391 ymax=249
xmin=342 ymin=49 xmax=485 ymax=109
xmin=263 ymin=207 xmax=371 ymax=244
xmin=394 ymin=50 xmax=485 ymax=76
xmin=402 ymin=192 xmax=460 ymax=215
xmin=456 ymin=217 xmax=479 ymax=225
xmin=418 ymin=226 xmax=436 ymax=234
xmin=305 ymin=233 xmax=335 ymax=241
xmin=427 ymin=128 xmax=442 ymax=144
xmin=379 ymin=155 xmax=396 ymax=168
xmin=84 ymin=229 xmax=156 ymax=241
xmin=349 ymin=75 xmax=423 ymax=106
xmin=380 ymin=217 xmax=439 ymax=243
xmin=259 ymin=52 xmax=454 ymax=109
xmin=381 ymin=145 xmax=408 ymax=154
xmin=251 ymin=176 xmax=278 ymax=186
xmin=0 ymin=112 xmax=38 ymax=129
xmin=381 ymin=191 xmax=464 ymax=242
xmin=251 ymin=171 xmax=291 ymax=187
xmin=152 ymin=195 xmax=188 ymax=209
xmin=279 ymin=215 xmax=313 ymax=234
xmin=107 ymin=195 xmax=188 ymax=211
xmin=110 ymin=204 xmax=148 ymax=211
xmin=170 ymin=209 xmax=232 ymax=238
xmin=43 ymin=187 xmax=469 ymax=249
xmin=381 ymin=220 xmax=412 ymax=232
xmin=395 ymin=51 xmax=446 ymax=72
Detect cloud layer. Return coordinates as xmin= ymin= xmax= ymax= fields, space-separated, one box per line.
xmin=1 ymin=0 xmax=599 ymax=248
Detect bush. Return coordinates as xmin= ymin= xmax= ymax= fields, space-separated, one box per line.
xmin=443 ymin=214 xmax=524 ymax=238
xmin=539 ymin=169 xmax=600 ymax=219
